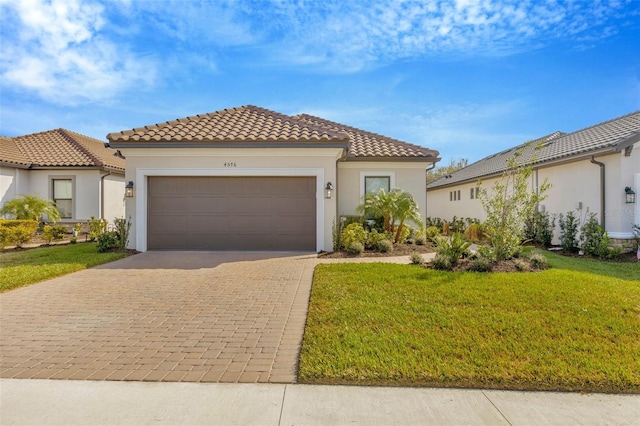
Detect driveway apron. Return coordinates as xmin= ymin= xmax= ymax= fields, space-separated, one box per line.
xmin=0 ymin=251 xmax=317 ymax=383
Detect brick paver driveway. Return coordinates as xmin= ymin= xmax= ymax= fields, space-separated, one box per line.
xmin=0 ymin=252 xmax=317 ymax=383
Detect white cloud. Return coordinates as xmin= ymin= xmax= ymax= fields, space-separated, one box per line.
xmin=246 ymin=0 xmax=636 ymax=72
xmin=0 ymin=0 xmax=156 ymax=105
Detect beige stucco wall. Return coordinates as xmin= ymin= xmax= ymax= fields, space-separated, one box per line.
xmin=119 ymin=147 xmax=344 ymax=252
xmin=338 ymin=161 xmax=429 ymax=228
xmin=426 ymin=143 xmax=639 ymax=241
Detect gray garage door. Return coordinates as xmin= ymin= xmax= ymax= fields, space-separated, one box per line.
xmin=148 ymin=176 xmax=316 ymax=250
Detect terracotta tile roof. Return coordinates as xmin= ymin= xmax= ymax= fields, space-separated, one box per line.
xmin=295 ymin=114 xmax=439 ymax=160
xmin=428 ymin=110 xmax=640 ymax=189
xmin=0 ymin=136 xmax=30 ymax=167
xmin=107 ymin=105 xmax=439 ymax=161
xmin=1 ymin=129 xmax=125 ymax=172
xmin=107 ymin=105 xmax=350 ymax=143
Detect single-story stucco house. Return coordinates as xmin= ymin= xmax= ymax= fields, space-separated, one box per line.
xmin=427 ymin=110 xmax=640 ymax=244
xmin=0 ymin=129 xmax=126 ymax=223
xmin=107 ymin=105 xmax=440 ymax=252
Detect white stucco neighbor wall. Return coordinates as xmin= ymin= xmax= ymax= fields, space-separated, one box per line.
xmin=1 ymin=166 xmax=30 ymax=211
xmin=119 ymin=147 xmax=344 ymax=252
xmin=102 ymin=174 xmax=126 ymax=224
xmin=338 ymin=161 xmax=429 ymax=227
xmin=0 ymin=168 xmax=125 ymax=223
xmin=427 ymin=144 xmax=639 ymax=242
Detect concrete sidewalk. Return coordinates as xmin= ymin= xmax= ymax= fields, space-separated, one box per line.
xmin=2 ymin=379 xmax=638 ymax=425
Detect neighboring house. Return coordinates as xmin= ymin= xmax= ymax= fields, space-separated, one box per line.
xmin=427 ymin=111 xmax=640 ymax=244
xmin=0 ymin=129 xmax=126 ymax=224
xmin=107 ymin=105 xmax=440 ymax=252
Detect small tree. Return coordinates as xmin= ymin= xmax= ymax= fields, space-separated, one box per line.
xmin=427 ymin=158 xmax=469 ymax=184
xmin=0 ymin=195 xmax=61 ymax=222
xmin=478 ymin=146 xmax=551 ymax=261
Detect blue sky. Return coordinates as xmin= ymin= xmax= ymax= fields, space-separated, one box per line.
xmin=1 ymin=0 xmax=639 ymax=163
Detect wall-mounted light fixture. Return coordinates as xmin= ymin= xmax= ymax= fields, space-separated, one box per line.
xmin=325 ymin=182 xmax=334 ymax=199
xmin=625 ymin=186 xmax=636 ymax=204
xmin=125 ymin=181 xmax=134 ymax=198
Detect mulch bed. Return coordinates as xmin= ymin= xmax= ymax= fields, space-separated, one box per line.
xmin=319 ymin=243 xmax=435 ymax=258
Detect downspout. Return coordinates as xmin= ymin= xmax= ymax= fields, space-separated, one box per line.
xmin=590 ymin=156 xmax=605 ymax=229
xmin=425 ymin=162 xmax=437 ymax=220
xmin=100 ymin=171 xmax=111 ymax=220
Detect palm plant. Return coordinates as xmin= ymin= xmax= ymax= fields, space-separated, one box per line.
xmin=358 ymin=188 xmax=422 ymax=243
xmin=0 ymin=194 xmax=62 ymax=222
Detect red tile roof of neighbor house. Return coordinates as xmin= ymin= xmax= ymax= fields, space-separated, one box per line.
xmin=0 ymin=129 xmax=126 ymax=172
xmin=428 ymin=110 xmax=640 ymax=189
xmin=107 ymin=105 xmax=439 ymax=161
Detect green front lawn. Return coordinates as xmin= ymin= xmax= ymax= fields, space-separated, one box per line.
xmin=299 ymin=251 xmax=640 ymax=393
xmin=0 ymin=243 xmax=127 ymax=292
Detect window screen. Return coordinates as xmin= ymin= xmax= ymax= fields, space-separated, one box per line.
xmin=53 ymin=179 xmax=72 ymax=218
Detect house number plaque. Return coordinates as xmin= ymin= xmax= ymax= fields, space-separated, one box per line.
xmin=224 ymin=162 xmax=237 ymax=167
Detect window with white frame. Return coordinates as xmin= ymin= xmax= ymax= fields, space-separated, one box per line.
xmin=52 ymin=178 xmax=73 ymax=219
xmin=365 ymin=176 xmax=391 ymax=195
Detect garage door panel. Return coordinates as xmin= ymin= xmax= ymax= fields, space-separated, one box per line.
xmin=148 ymin=176 xmax=316 ymax=250
xmin=149 ymin=196 xmax=189 ymax=212
xmin=187 ymin=197 xmax=228 ymax=213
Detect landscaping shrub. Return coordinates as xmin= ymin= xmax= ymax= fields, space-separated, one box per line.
xmin=514 ymin=258 xmax=530 ymax=272
xmin=580 ymin=213 xmax=621 ymax=259
xmin=449 ymin=216 xmax=466 ymax=234
xmin=559 ymin=211 xmax=580 ymax=253
xmin=528 ymin=252 xmax=549 ymax=270
xmin=409 ymin=252 xmax=424 ymax=265
xmin=346 ymin=242 xmax=364 ymax=256
xmin=468 ymin=256 xmax=492 ymax=272
xmin=377 ymin=239 xmax=393 ymax=253
xmin=113 ymin=217 xmax=132 ymax=250
xmin=73 ymin=222 xmax=83 ymax=237
xmin=366 ymin=229 xmax=392 ymax=250
xmin=464 ymin=223 xmax=483 ymax=242
xmin=96 ymin=231 xmax=119 ymax=253
xmin=423 ymin=226 xmax=440 ymax=241
xmin=341 ymin=223 xmax=367 ymax=250
xmin=424 ymin=217 xmax=444 ymax=232
xmin=0 ymin=227 xmax=8 ymax=249
xmin=432 ymin=253 xmax=453 ymax=271
xmin=88 ymin=216 xmax=107 ymax=241
xmin=414 ymin=235 xmax=427 ymax=246
xmin=433 ymin=232 xmax=471 ymax=265
xmin=41 ymin=225 xmax=55 ymax=244
xmin=10 ymin=226 xmax=35 ymax=248
xmin=0 ymin=220 xmax=38 ymax=248
xmin=524 ymin=211 xmax=556 ymax=247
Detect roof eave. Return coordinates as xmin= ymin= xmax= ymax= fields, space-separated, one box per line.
xmin=108 ymin=141 xmax=351 ymax=149
xmin=0 ymin=160 xmax=31 ymax=169
xmin=343 ymin=155 xmax=440 ymax=163
xmin=427 ymin=146 xmax=622 ymax=190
